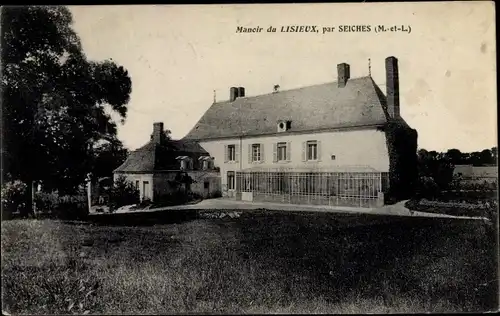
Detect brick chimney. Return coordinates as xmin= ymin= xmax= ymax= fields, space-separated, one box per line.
xmin=229 ymin=87 xmax=238 ymax=102
xmin=151 ymin=122 xmax=164 ymax=144
xmin=237 ymin=87 xmax=245 ymax=98
xmin=337 ymin=63 xmax=350 ymax=88
xmin=385 ymin=56 xmax=400 ymax=118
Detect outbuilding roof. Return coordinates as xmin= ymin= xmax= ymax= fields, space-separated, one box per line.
xmin=113 ymin=139 xmax=208 ymax=173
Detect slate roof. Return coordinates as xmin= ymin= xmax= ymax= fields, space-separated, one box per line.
xmin=113 ymin=139 xmax=209 ymax=173
xmin=184 ymin=76 xmax=394 ymax=140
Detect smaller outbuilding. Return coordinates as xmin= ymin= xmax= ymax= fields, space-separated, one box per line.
xmin=113 ymin=122 xmax=221 ymax=201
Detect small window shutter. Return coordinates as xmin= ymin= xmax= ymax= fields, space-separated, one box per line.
xmin=224 ymin=145 xmax=228 ymax=163
xmin=273 ymin=143 xmax=278 ymax=162
xmin=317 ymin=141 xmax=322 ymax=161
xmin=302 ymin=142 xmax=307 ymax=161
xmin=286 ymin=142 xmax=291 ymax=161
xmin=260 ymin=144 xmax=264 ymax=163
xmin=235 ymin=144 xmax=239 ymax=162
xmin=248 ymin=144 xmax=252 ymax=163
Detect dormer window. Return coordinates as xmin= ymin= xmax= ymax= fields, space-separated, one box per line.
xmin=277 ymin=120 xmax=292 ymax=133
xmin=176 ymin=156 xmax=193 ymax=170
xmin=198 ymin=156 xmax=214 ymax=170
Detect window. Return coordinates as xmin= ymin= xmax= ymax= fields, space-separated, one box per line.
xmin=199 ymin=156 xmax=213 ymax=170
xmin=177 ymin=156 xmax=193 ymax=170
xmin=302 ymin=141 xmax=322 ymax=162
xmin=228 ymin=145 xmax=236 ymax=161
xmin=277 ymin=142 xmax=287 ymax=161
xmin=135 ymin=180 xmax=139 ymax=189
xmin=227 ymin=171 xmax=235 ymax=190
xmin=307 ymin=141 xmax=318 ymax=160
xmin=252 ymin=144 xmax=261 ymax=162
xmin=277 ymin=120 xmax=292 ymax=132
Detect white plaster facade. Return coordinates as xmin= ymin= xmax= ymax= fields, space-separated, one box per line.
xmin=199 ymin=127 xmax=390 ymax=197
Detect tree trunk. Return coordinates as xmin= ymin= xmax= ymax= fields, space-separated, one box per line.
xmin=32 ymin=181 xmax=37 ymax=218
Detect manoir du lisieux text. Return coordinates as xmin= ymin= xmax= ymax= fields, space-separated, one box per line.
xmin=235 ymin=25 xmax=412 ymax=34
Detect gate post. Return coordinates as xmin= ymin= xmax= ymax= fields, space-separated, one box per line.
xmin=376 ymin=192 xmax=385 ymax=207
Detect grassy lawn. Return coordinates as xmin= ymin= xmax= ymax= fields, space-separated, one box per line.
xmin=1 ymin=210 xmax=498 ymax=314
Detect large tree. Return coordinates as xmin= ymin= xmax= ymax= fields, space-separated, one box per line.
xmin=1 ymin=6 xmax=132 ymax=194
xmin=90 ymin=139 xmax=129 ymax=182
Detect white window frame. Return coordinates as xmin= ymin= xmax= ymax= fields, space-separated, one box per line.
xmin=277 ymin=142 xmax=287 ymax=161
xmin=228 ymin=145 xmax=236 ymax=162
xmin=307 ymin=141 xmax=318 ymax=161
xmin=252 ymin=144 xmax=261 ymax=162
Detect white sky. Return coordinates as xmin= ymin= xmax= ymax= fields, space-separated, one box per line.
xmin=69 ymin=2 xmax=497 ymax=153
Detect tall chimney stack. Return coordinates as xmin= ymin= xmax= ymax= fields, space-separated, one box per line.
xmin=385 ymin=56 xmax=400 ymax=118
xmin=229 ymin=87 xmax=238 ymax=102
xmin=337 ymin=63 xmax=350 ymax=88
xmin=151 ymin=122 xmax=164 ymax=144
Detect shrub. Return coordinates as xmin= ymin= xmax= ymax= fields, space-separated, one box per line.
xmin=1 ymin=180 xmax=30 ymax=218
xmin=415 ymin=176 xmax=440 ymax=199
xmin=138 ymin=197 xmax=152 ymax=208
xmin=57 ymin=195 xmax=88 ymax=220
xmin=210 ymin=190 xmax=222 ymax=199
xmin=34 ymin=191 xmax=59 ymax=213
xmin=153 ymin=190 xmax=201 ymax=208
xmin=34 ymin=192 xmax=88 ymax=220
xmin=108 ymin=176 xmax=140 ymax=210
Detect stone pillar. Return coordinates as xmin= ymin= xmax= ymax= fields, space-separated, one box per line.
xmin=376 ymin=192 xmax=385 ymax=207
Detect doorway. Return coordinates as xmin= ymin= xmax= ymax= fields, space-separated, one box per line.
xmin=204 ymin=180 xmax=210 ymax=198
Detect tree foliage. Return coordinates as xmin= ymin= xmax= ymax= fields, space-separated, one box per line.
xmin=90 ymin=140 xmax=129 ymax=182
xmin=383 ymin=121 xmax=418 ymax=202
xmin=108 ymin=175 xmax=140 ymax=210
xmin=1 ymin=180 xmax=29 ymax=217
xmin=417 ymin=147 xmax=497 ymax=190
xmin=439 ymin=147 xmax=497 ymax=166
xmin=1 ymin=6 xmax=132 ymax=195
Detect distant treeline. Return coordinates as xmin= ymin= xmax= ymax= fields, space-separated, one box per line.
xmin=418 ymin=147 xmax=497 ymax=167
xmin=416 ymin=147 xmax=497 ymax=189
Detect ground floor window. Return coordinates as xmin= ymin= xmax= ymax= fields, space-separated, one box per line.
xmin=227 ymin=171 xmax=235 ymax=190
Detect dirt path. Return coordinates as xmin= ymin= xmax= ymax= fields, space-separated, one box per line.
xmin=90 ymin=198 xmax=490 ymax=222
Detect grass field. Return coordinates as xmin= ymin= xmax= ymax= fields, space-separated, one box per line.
xmin=1 ymin=210 xmax=498 ymax=314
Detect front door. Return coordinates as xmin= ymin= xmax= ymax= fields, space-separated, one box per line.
xmin=227 ymin=171 xmax=235 ymax=198
xmin=204 ymin=180 xmax=210 ymax=198
xmin=142 ymin=181 xmax=150 ymax=200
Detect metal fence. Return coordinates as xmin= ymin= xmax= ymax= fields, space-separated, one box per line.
xmin=235 ymin=169 xmax=389 ymax=208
